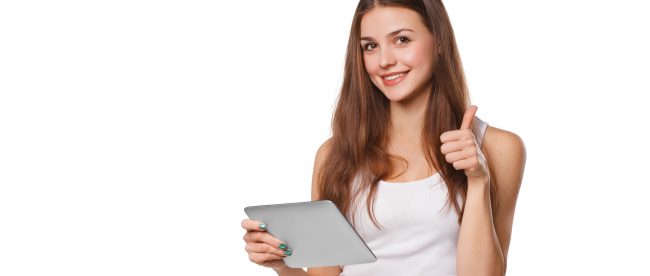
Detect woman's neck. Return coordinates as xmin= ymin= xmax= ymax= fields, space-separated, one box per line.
xmin=388 ymin=87 xmax=431 ymax=143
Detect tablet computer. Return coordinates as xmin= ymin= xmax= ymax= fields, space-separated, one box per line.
xmin=244 ymin=200 xmax=376 ymax=268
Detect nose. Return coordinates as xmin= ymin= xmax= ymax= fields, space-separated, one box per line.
xmin=379 ymin=47 xmax=396 ymax=69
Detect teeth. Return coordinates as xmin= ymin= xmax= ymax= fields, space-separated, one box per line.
xmin=384 ymin=73 xmax=405 ymax=81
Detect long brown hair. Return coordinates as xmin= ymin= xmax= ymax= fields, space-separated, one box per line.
xmin=316 ymin=0 xmax=498 ymax=228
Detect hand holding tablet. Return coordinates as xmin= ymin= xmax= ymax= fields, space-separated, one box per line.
xmin=241 ymin=218 xmax=292 ymax=269
xmin=243 ymin=200 xmax=376 ymax=269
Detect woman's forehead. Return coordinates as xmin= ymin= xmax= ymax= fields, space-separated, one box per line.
xmin=360 ymin=6 xmax=426 ymax=39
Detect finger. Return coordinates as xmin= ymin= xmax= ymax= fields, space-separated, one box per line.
xmin=441 ymin=128 xmax=478 ymax=143
xmin=440 ymin=129 xmax=462 ymax=143
xmin=243 ymin=231 xmax=289 ymax=251
xmin=241 ymin=219 xmax=267 ymax=231
xmin=243 ymin=230 xmax=268 ymax=243
xmin=249 ymin=252 xmax=284 ymax=264
xmin=452 ymin=157 xmax=477 ymax=171
xmin=256 ymin=232 xmax=290 ymax=251
xmin=440 ymin=139 xmax=475 ymax=154
xmin=460 ymin=105 xmax=477 ymax=130
xmin=245 ymin=242 xmax=288 ymax=258
xmin=444 ymin=148 xmax=473 ymax=164
xmin=243 ymin=230 xmax=266 ymax=243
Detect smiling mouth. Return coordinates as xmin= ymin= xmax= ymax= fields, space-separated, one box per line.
xmin=381 ymin=70 xmax=410 ymax=86
xmin=384 ymin=73 xmax=404 ymax=80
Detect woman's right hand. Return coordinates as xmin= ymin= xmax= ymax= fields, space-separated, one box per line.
xmin=241 ymin=219 xmax=292 ymax=269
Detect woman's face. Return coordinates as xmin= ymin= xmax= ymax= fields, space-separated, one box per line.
xmin=360 ymin=6 xmax=437 ymax=103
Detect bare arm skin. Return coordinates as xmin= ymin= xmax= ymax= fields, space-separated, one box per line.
xmin=456 ymin=127 xmax=527 ymax=276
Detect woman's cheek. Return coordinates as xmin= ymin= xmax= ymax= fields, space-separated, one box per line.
xmin=409 ymin=44 xmax=435 ymax=68
xmin=363 ymin=57 xmax=376 ymax=75
xmin=364 ymin=59 xmax=379 ymax=81
xmin=401 ymin=48 xmax=421 ymax=68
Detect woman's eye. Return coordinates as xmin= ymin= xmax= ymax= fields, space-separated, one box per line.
xmin=396 ymin=36 xmax=410 ymax=44
xmin=362 ymin=37 xmax=409 ymax=52
xmin=363 ymin=43 xmax=376 ymax=51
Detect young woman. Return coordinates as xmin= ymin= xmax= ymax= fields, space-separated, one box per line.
xmin=241 ymin=0 xmax=526 ymax=275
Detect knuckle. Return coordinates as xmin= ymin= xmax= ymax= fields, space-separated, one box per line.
xmin=250 ymin=254 xmax=263 ymax=264
xmin=253 ymin=231 xmax=265 ymax=241
xmin=265 ymin=253 xmax=278 ymax=260
xmin=264 ymin=243 xmax=276 ymax=253
xmin=243 ymin=232 xmax=253 ymax=242
xmin=250 ymin=254 xmax=264 ymax=264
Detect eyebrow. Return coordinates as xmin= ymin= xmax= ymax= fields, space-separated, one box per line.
xmin=360 ymin=28 xmax=414 ymax=41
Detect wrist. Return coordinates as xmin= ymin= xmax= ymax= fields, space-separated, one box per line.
xmin=467 ymin=176 xmax=490 ymax=193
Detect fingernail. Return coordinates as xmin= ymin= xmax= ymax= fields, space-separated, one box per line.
xmin=284 ymin=250 xmax=292 ymax=256
xmin=258 ymin=223 xmax=266 ymax=230
xmin=279 ymin=243 xmax=287 ymax=249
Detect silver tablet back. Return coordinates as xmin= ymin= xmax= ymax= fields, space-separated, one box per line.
xmin=244 ymin=200 xmax=376 ymax=268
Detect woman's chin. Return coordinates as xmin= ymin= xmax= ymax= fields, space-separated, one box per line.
xmin=381 ymin=90 xmax=412 ymax=102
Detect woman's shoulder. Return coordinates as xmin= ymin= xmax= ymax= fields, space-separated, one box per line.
xmin=483 ymin=125 xmax=525 ymax=152
xmin=482 ymin=124 xmax=527 ymax=191
xmin=316 ymin=137 xmax=334 ymax=159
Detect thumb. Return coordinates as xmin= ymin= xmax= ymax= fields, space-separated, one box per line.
xmin=460 ymin=105 xmax=478 ymax=130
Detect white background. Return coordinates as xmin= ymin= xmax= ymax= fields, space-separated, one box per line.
xmin=1 ymin=0 xmax=649 ymax=275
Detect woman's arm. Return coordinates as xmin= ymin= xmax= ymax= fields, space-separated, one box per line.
xmin=456 ymin=127 xmax=527 ymax=276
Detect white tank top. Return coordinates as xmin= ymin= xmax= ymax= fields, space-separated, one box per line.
xmin=340 ymin=116 xmax=489 ymax=276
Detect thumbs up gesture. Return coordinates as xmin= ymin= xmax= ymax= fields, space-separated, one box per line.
xmin=439 ymin=105 xmax=490 ymax=183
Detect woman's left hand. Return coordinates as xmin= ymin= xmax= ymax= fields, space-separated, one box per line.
xmin=440 ymin=105 xmax=490 ymax=184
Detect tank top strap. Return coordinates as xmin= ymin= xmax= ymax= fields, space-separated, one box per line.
xmin=472 ymin=116 xmax=489 ymax=148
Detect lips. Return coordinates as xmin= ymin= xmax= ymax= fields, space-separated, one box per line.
xmin=381 ymin=70 xmax=410 ymax=86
